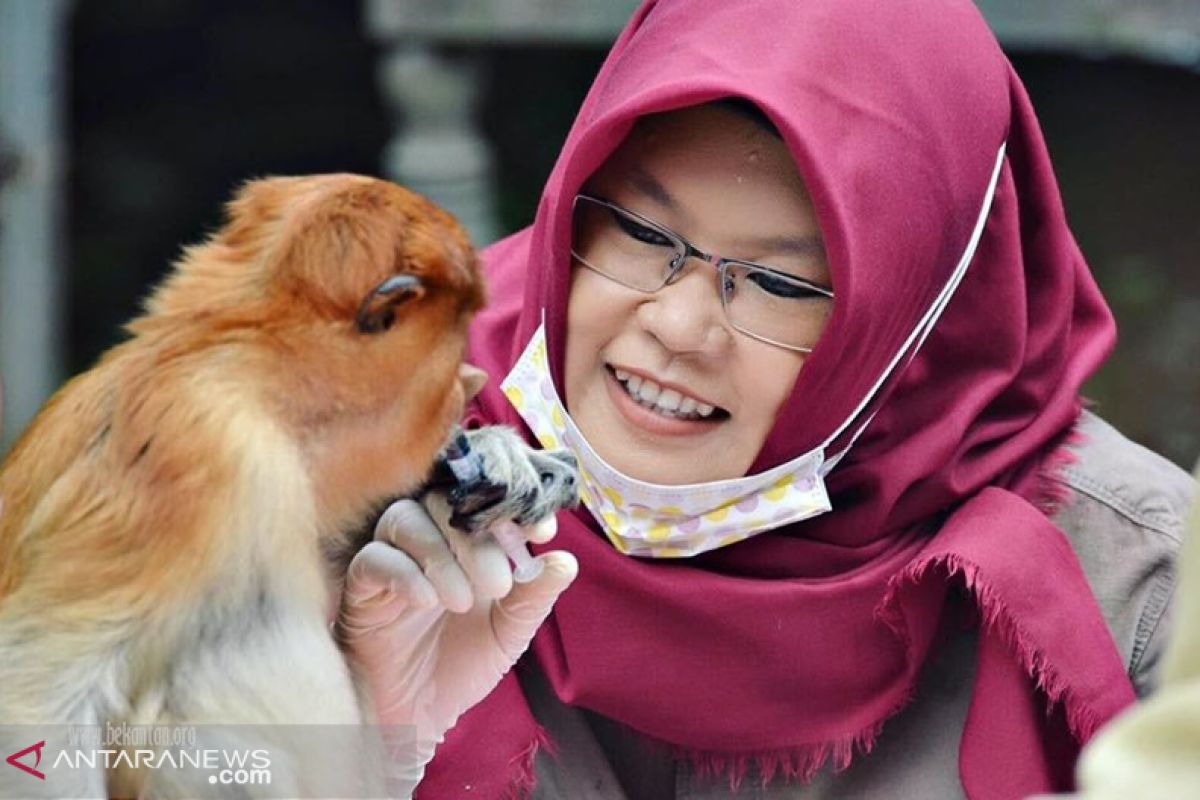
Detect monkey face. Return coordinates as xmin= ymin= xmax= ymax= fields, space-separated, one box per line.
xmin=263 ymin=176 xmax=487 ymax=527
xmin=136 ymin=174 xmax=488 ymax=533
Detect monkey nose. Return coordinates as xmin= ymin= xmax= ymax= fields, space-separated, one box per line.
xmin=539 ymin=455 xmax=579 ymax=503
xmin=459 ymin=364 xmax=488 ymax=400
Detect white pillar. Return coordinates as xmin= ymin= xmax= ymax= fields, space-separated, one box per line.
xmin=366 ymin=3 xmax=500 ymax=247
xmin=0 ymin=0 xmax=74 ymax=452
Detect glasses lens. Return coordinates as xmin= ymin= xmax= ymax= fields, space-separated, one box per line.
xmin=571 ymin=196 xmax=681 ymax=292
xmin=722 ymin=262 xmax=833 ymax=351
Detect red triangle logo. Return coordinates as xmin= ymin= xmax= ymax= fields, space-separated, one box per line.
xmin=6 ymin=740 xmax=46 ymax=780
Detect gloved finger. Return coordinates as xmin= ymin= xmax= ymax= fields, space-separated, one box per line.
xmin=491 ymin=550 xmax=579 ymax=659
xmin=375 ymin=498 xmax=474 ymax=614
xmin=526 ymin=514 xmax=559 ymax=545
xmin=422 ymin=493 xmax=513 ymax=602
xmin=341 ymin=541 xmax=437 ymax=628
xmin=344 ymin=540 xmax=438 ymax=608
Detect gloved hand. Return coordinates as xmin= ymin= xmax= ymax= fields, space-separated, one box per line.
xmin=335 ymin=494 xmax=578 ymax=799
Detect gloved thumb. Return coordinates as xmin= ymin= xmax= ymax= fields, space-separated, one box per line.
xmin=491 ymin=550 xmax=578 ymax=659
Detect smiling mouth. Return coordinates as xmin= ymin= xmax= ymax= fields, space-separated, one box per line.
xmin=608 ymin=367 xmax=728 ymax=421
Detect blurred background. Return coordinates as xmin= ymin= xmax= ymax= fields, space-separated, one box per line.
xmin=1 ymin=0 xmax=1198 ymax=468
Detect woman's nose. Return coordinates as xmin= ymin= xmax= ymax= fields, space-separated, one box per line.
xmin=636 ymin=261 xmax=732 ymax=357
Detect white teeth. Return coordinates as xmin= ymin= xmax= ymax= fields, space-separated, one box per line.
xmin=636 ymin=381 xmax=661 ymax=404
xmin=612 ymin=369 xmax=718 ymax=420
xmin=656 ymin=388 xmax=682 ymax=411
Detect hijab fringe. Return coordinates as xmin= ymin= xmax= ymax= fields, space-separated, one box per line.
xmin=1031 ymin=406 xmax=1087 ymax=517
xmin=503 ymin=725 xmax=556 ymax=800
xmin=879 ymin=554 xmax=1106 ymax=743
xmin=675 ymin=689 xmax=917 ymax=792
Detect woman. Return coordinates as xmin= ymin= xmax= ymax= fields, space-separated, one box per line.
xmin=336 ymin=1 xmax=1195 ymax=797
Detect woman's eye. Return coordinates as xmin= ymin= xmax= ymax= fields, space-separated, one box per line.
xmin=746 ymin=270 xmax=826 ymax=300
xmin=612 ymin=210 xmax=673 ymax=247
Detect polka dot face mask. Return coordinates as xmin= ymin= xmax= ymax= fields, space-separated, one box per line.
xmin=500 ymin=324 xmax=836 ymax=557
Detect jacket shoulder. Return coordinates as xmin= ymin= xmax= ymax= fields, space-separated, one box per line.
xmin=1049 ymin=410 xmax=1196 ymax=696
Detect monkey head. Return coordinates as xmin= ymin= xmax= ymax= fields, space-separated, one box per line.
xmin=130 ymin=174 xmax=487 ymax=534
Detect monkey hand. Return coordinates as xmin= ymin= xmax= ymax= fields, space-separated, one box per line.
xmin=335 ymin=495 xmax=577 ymax=799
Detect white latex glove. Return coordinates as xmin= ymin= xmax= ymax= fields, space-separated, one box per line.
xmin=335 ymin=495 xmax=577 ymax=799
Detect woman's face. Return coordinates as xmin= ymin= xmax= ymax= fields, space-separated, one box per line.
xmin=563 ymin=104 xmax=832 ymax=484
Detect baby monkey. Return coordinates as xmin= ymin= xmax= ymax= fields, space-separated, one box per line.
xmin=425 ymin=425 xmax=578 ymax=581
xmin=0 ymin=174 xmax=505 ymax=798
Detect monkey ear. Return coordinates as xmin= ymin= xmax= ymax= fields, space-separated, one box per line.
xmin=355 ymin=274 xmax=425 ymax=334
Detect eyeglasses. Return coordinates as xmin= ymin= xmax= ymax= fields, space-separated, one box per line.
xmin=570 ymin=194 xmax=834 ymax=353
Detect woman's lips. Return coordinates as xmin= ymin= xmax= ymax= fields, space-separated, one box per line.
xmin=604 ymin=367 xmax=724 ymax=437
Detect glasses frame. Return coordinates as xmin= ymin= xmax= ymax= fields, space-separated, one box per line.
xmin=570 ymin=193 xmax=834 ymax=353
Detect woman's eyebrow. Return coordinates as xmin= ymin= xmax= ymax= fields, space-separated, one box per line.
xmin=630 ymin=166 xmax=825 ymax=258
xmin=629 ymin=167 xmax=678 ymax=210
xmin=748 ymin=234 xmax=825 ymax=258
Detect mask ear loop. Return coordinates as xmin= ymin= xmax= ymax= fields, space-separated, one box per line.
xmin=819 ymin=141 xmax=1009 ymax=479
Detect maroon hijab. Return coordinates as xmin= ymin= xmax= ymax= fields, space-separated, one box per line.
xmin=420 ymin=2 xmax=1133 ymax=797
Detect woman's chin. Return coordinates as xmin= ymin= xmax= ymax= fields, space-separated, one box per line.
xmin=591 ymin=435 xmax=748 ymax=486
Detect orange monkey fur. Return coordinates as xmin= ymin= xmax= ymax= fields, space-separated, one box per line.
xmin=0 ymin=174 xmax=485 ymax=796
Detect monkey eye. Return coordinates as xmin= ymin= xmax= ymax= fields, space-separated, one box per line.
xmin=356 ymin=274 xmax=424 ymax=334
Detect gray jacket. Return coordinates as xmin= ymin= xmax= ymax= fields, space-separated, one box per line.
xmin=522 ymin=412 xmax=1195 ymax=799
